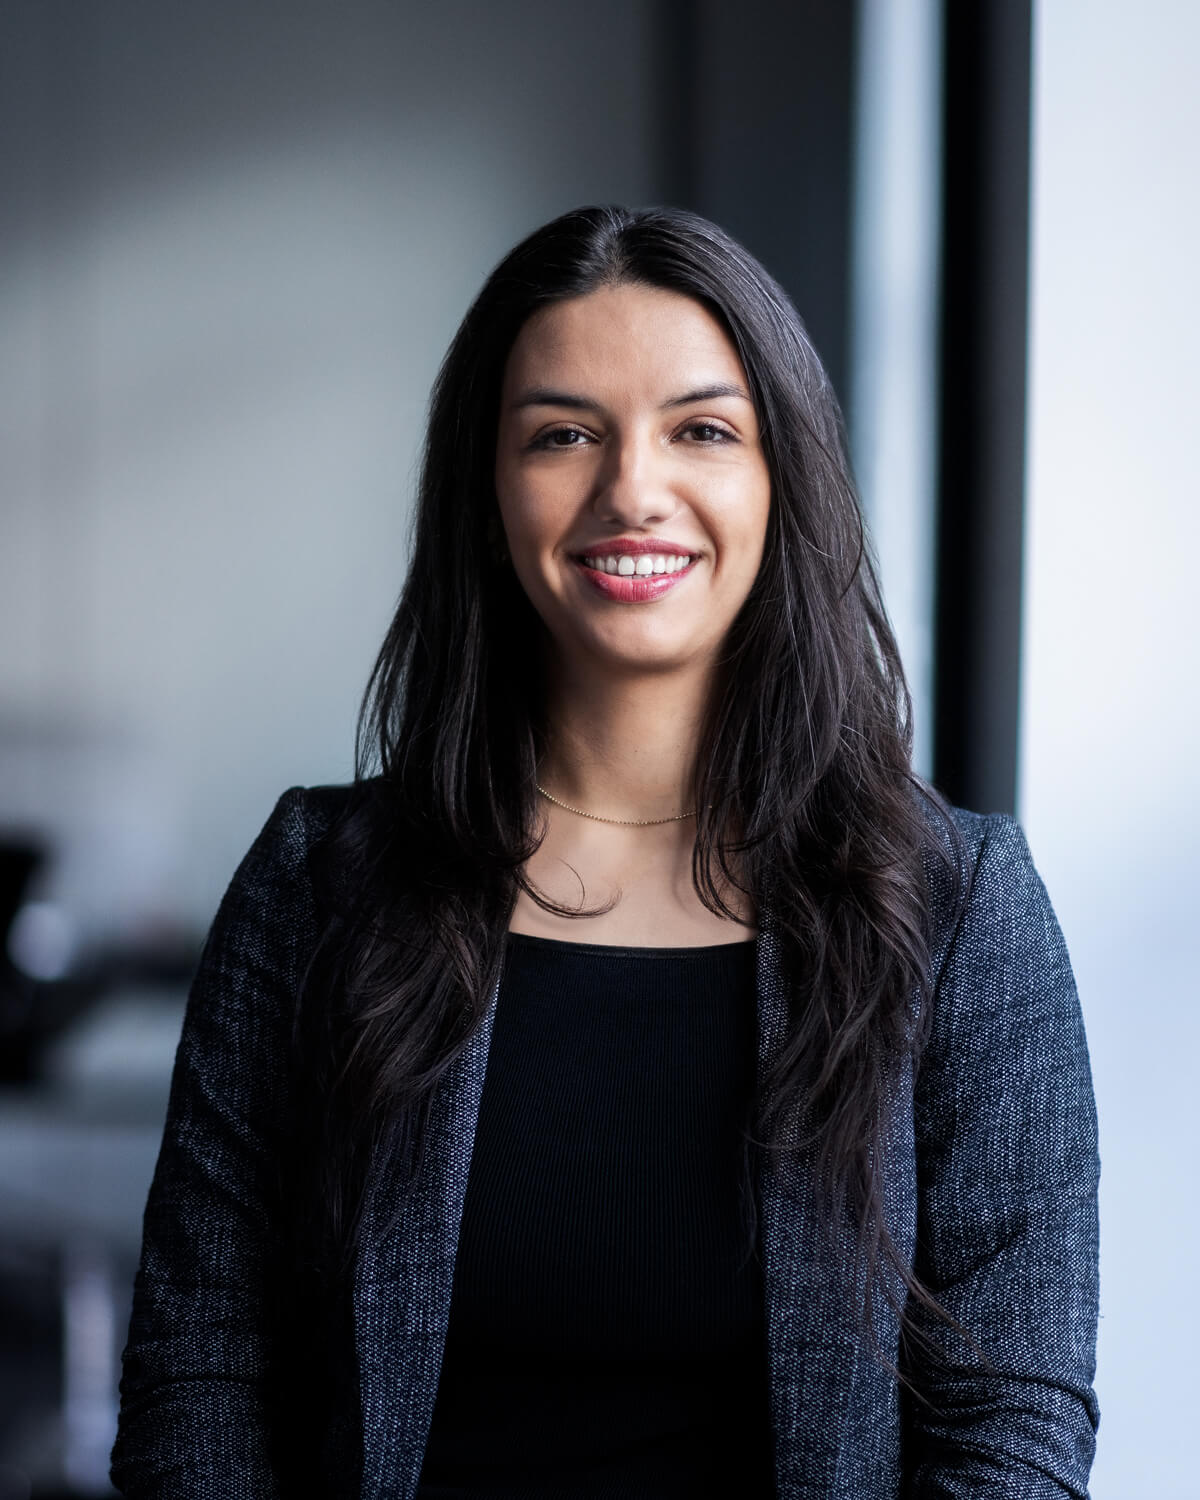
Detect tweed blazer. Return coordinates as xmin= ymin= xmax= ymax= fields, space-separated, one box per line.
xmin=111 ymin=784 xmax=1100 ymax=1498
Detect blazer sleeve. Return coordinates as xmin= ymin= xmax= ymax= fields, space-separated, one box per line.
xmin=906 ymin=814 xmax=1100 ymax=1498
xmin=110 ymin=788 xmax=314 ymax=1499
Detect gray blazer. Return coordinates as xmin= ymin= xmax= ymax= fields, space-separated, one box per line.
xmin=111 ymin=785 xmax=1100 ymax=1498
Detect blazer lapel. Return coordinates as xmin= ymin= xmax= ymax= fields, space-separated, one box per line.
xmin=756 ymin=924 xmax=863 ymax=1496
xmin=352 ymin=985 xmax=499 ymax=1500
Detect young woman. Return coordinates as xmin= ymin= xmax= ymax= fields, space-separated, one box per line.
xmin=111 ymin=206 xmax=1100 ymax=1498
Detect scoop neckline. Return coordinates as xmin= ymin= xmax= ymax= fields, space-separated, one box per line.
xmin=505 ymin=930 xmax=758 ymax=959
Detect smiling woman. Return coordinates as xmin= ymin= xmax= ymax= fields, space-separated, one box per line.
xmin=496 ymin=285 xmax=770 ymax=673
xmin=110 ymin=207 xmax=1099 ymax=1499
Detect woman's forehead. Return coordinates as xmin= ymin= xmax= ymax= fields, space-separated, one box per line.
xmin=501 ymin=283 xmax=749 ymax=405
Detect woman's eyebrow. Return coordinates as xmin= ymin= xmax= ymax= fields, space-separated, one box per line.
xmin=510 ymin=388 xmax=595 ymax=411
xmin=661 ymin=381 xmax=752 ymax=408
xmin=510 ymin=381 xmax=752 ymax=411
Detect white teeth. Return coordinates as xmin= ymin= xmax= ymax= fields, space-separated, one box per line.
xmin=583 ymin=553 xmax=692 ymax=575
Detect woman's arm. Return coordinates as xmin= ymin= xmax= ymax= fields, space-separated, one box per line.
xmin=110 ymin=788 xmax=314 ymax=1499
xmin=906 ymin=814 xmax=1100 ymax=1497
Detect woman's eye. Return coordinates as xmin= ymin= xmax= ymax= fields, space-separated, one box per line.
xmin=532 ymin=426 xmax=590 ymax=450
xmin=682 ymin=421 xmax=733 ymax=443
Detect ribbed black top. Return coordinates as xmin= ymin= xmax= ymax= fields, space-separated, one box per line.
xmin=416 ymin=932 xmax=775 ymax=1499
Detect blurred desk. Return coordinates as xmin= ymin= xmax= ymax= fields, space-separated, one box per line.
xmin=0 ymin=987 xmax=185 ymax=1497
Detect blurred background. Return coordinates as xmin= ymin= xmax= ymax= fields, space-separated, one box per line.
xmin=0 ymin=1 xmax=1195 ymax=1495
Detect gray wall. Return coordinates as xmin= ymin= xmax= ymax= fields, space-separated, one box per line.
xmin=0 ymin=1 xmax=657 ymax=937
xmin=1022 ymin=1 xmax=1200 ymax=1491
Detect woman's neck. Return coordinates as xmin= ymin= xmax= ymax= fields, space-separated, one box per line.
xmin=539 ymin=660 xmax=713 ymax=823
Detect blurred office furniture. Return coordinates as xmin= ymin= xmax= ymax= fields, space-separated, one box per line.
xmin=1 ymin=820 xmax=189 ymax=1496
xmin=0 ymin=985 xmax=186 ymax=1497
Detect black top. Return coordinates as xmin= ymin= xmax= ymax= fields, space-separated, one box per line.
xmin=416 ymin=932 xmax=775 ymax=1499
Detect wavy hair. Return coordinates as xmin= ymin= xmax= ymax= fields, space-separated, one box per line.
xmin=291 ymin=205 xmax=957 ymax=1367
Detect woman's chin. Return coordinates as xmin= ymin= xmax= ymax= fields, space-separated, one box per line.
xmin=550 ymin=628 xmax=716 ymax=683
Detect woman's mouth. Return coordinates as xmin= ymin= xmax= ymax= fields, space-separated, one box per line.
xmin=572 ymin=551 xmax=697 ymax=601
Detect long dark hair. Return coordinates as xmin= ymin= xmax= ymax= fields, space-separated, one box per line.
xmin=292 ymin=205 xmax=956 ymax=1356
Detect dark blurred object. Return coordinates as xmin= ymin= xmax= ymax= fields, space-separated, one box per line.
xmin=1 ymin=841 xmax=54 ymax=1083
xmin=0 ymin=846 xmax=40 ymax=939
xmin=0 ymin=834 xmax=201 ymax=1087
xmin=1 ymin=839 xmax=92 ymax=1086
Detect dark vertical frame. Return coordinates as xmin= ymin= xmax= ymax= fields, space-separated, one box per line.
xmin=651 ymin=0 xmax=698 ymax=212
xmin=932 ymin=1 xmax=1034 ymax=813
xmin=653 ymin=0 xmax=859 ymax=407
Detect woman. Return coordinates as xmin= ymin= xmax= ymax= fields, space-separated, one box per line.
xmin=111 ymin=206 xmax=1099 ymax=1498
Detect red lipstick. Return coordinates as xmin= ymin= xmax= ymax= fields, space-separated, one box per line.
xmin=571 ymin=539 xmax=698 ymax=603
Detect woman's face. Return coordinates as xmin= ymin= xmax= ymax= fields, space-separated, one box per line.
xmin=494 ymin=282 xmax=771 ymax=681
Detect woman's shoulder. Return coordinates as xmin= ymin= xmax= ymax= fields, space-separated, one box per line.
xmin=250 ymin=778 xmax=378 ymax=853
xmin=917 ymin=788 xmax=1028 ymax=875
xmin=210 ymin=781 xmax=368 ymax=938
xmin=943 ymin=805 xmax=1056 ymax=944
xmin=915 ymin=792 xmax=1053 ymax=981
xmin=916 ymin=796 xmax=1080 ymax=1064
xmin=292 ymin=779 xmax=362 ymax=837
xmin=246 ymin=779 xmax=406 ymax=931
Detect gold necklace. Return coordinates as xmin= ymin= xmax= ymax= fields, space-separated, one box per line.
xmin=535 ymin=782 xmax=697 ymax=827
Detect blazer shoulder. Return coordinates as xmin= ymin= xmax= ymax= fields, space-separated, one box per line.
xmin=926 ymin=804 xmax=1078 ymax=1045
xmin=919 ymin=797 xmax=1046 ymax=988
xmin=294 ymin=779 xmax=360 ymax=838
xmin=946 ymin=807 xmax=1050 ymax=926
xmin=252 ymin=779 xmax=371 ymax=864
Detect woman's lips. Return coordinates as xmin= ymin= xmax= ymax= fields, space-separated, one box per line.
xmin=572 ymin=553 xmax=696 ymax=602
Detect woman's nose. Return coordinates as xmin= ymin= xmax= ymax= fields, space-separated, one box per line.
xmin=591 ymin=438 xmax=678 ymax=529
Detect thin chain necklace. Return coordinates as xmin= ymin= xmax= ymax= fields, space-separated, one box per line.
xmin=535 ymin=782 xmax=697 ymax=827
